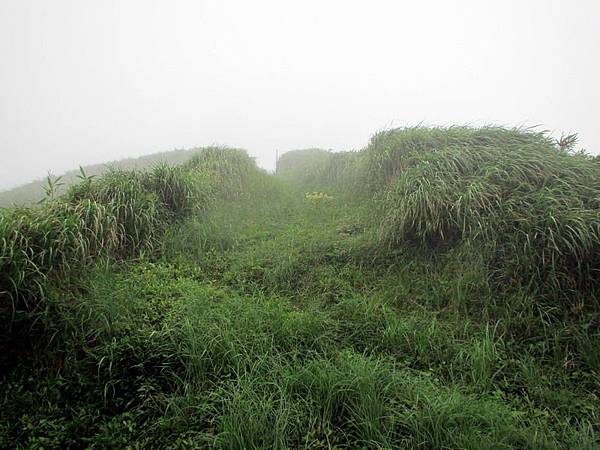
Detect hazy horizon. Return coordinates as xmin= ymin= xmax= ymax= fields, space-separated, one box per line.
xmin=1 ymin=0 xmax=599 ymax=191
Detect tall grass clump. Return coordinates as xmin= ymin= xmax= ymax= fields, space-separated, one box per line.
xmin=0 ymin=148 xmax=203 ymax=208
xmin=0 ymin=161 xmax=211 ymax=326
xmin=276 ymin=148 xmax=332 ymax=186
xmin=277 ymin=148 xmax=363 ymax=193
xmin=185 ymin=147 xmax=259 ymax=198
xmin=316 ymin=151 xmax=363 ymax=193
xmin=143 ymin=163 xmax=213 ymax=217
xmin=65 ymin=169 xmax=163 ymax=253
xmin=369 ymin=126 xmax=600 ymax=300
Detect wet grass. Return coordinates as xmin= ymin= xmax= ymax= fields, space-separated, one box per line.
xmin=2 ymin=177 xmax=598 ymax=448
xmin=1 ymin=128 xmax=599 ymax=448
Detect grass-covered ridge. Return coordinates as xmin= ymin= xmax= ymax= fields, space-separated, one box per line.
xmin=277 ymin=148 xmax=362 ymax=192
xmin=0 ymin=148 xmax=206 ymax=208
xmin=0 ymin=147 xmax=261 ymax=361
xmin=368 ymin=127 xmax=600 ymax=298
xmin=1 ymin=128 xmax=599 ymax=448
xmin=284 ymin=126 xmax=600 ymax=300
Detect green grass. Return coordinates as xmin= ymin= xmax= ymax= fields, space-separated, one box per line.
xmin=370 ymin=128 xmax=600 ymax=298
xmin=1 ymin=127 xmax=599 ymax=448
xmin=0 ymin=148 xmax=205 ymax=208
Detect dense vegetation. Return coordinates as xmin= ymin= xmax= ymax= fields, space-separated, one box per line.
xmin=1 ymin=128 xmax=599 ymax=448
xmin=0 ymin=148 xmax=202 ymax=208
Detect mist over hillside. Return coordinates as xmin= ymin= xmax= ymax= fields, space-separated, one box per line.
xmin=0 ymin=148 xmax=203 ymax=207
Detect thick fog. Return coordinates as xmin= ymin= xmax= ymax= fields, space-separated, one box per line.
xmin=0 ymin=0 xmax=598 ymax=190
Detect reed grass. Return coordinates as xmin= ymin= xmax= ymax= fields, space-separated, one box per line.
xmin=277 ymin=148 xmax=363 ymax=193
xmin=1 ymin=147 xmax=262 ymax=321
xmin=281 ymin=126 xmax=600 ymax=299
xmin=186 ymin=146 xmax=258 ymax=198
xmin=2 ymin=131 xmax=598 ymax=448
xmin=368 ymin=126 xmax=600 ymax=298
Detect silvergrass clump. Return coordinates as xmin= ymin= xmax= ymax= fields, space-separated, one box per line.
xmin=369 ymin=126 xmax=600 ymax=299
xmin=0 ymin=148 xmax=202 ymax=208
xmin=69 ymin=169 xmax=164 ymax=253
xmin=0 ymin=159 xmax=220 ymax=319
xmin=0 ymin=199 xmax=118 ymax=313
xmin=276 ymin=148 xmax=332 ymax=186
xmin=144 ymin=163 xmax=213 ymax=218
xmin=185 ymin=147 xmax=258 ymax=198
xmin=277 ymin=148 xmax=363 ymax=193
xmin=319 ymin=150 xmax=363 ymax=190
xmin=363 ymin=126 xmax=550 ymax=192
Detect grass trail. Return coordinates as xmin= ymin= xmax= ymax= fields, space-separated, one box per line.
xmin=1 ymin=175 xmax=598 ymax=449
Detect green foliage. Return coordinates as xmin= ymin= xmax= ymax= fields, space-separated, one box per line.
xmin=66 ymin=169 xmax=163 ymax=251
xmin=0 ymin=201 xmax=117 ymax=314
xmin=2 ymin=127 xmax=599 ymax=448
xmin=0 ymin=150 xmax=257 ymax=331
xmin=367 ymin=126 xmax=600 ymax=298
xmin=277 ymin=148 xmax=362 ymax=193
xmin=144 ymin=163 xmax=213 ymax=217
xmin=319 ymin=150 xmax=363 ymax=191
xmin=186 ymin=146 xmax=259 ymax=198
xmin=277 ymin=127 xmax=600 ymax=300
xmin=276 ymin=148 xmax=331 ymax=185
xmin=0 ymin=148 xmax=202 ymax=207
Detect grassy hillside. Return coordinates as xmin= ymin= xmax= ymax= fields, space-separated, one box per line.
xmin=276 ymin=148 xmax=331 ymax=183
xmin=277 ymin=148 xmax=361 ymax=191
xmin=0 ymin=148 xmax=203 ymax=208
xmin=1 ymin=128 xmax=599 ymax=448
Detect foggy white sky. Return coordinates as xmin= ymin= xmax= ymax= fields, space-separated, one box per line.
xmin=1 ymin=0 xmax=599 ymax=190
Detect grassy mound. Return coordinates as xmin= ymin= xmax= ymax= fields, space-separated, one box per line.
xmin=186 ymin=147 xmax=260 ymax=198
xmin=2 ymin=130 xmax=599 ymax=448
xmin=277 ymin=148 xmax=362 ymax=194
xmin=0 ymin=147 xmax=260 ymax=339
xmin=280 ymin=127 xmax=600 ymax=300
xmin=0 ymin=148 xmax=203 ymax=208
xmin=276 ymin=148 xmax=331 ymax=184
xmin=365 ymin=126 xmax=600 ymax=299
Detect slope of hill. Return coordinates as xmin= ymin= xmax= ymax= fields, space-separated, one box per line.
xmin=275 ymin=148 xmax=333 ymax=184
xmin=0 ymin=148 xmax=202 ymax=207
xmin=1 ymin=128 xmax=598 ymax=448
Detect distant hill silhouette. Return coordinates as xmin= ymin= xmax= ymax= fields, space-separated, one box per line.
xmin=0 ymin=149 xmax=201 ymax=207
